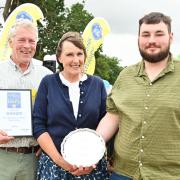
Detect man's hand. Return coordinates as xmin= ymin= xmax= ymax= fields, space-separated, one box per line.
xmin=0 ymin=130 xmax=15 ymax=144
xmin=35 ymin=147 xmax=42 ymax=157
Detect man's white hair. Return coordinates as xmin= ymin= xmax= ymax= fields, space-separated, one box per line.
xmin=8 ymin=19 xmax=38 ymax=42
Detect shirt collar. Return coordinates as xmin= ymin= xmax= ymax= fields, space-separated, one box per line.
xmin=8 ymin=58 xmax=34 ymax=73
xmin=136 ymin=54 xmax=175 ymax=77
xmin=59 ymin=73 xmax=87 ymax=87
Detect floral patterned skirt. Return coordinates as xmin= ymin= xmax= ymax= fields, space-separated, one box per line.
xmin=37 ymin=152 xmax=110 ymax=180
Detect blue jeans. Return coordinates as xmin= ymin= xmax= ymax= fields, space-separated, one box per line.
xmin=110 ymin=172 xmax=132 ymax=180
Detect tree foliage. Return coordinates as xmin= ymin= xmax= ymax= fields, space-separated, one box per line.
xmin=95 ymin=54 xmax=123 ymax=84
xmin=2 ymin=0 xmax=123 ymax=82
xmin=64 ymin=3 xmax=93 ymax=33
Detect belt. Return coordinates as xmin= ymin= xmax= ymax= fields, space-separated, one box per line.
xmin=0 ymin=146 xmax=39 ymax=154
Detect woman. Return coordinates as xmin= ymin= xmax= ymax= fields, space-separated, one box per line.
xmin=33 ymin=32 xmax=109 ymax=179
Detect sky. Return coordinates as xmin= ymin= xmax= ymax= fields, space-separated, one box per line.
xmin=66 ymin=0 xmax=180 ymax=66
xmin=1 ymin=0 xmax=180 ymax=66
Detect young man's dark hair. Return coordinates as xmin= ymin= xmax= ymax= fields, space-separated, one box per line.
xmin=138 ymin=12 xmax=172 ymax=34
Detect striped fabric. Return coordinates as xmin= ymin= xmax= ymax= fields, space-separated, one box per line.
xmin=107 ymin=57 xmax=180 ymax=180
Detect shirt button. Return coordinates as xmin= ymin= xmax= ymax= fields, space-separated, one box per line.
xmin=140 ymin=149 xmax=143 ymax=152
xmin=142 ymin=135 xmax=144 ymax=139
xmin=78 ymin=114 xmax=82 ymax=117
xmin=80 ymin=101 xmax=83 ymax=104
xmin=79 ymin=81 xmax=83 ymax=85
xmin=147 ymin=94 xmax=150 ymax=97
xmin=139 ymin=162 xmax=143 ymax=166
xmin=145 ymin=106 xmax=148 ymax=110
xmin=143 ymin=121 xmax=147 ymax=124
xmin=81 ymin=91 xmax=84 ymax=95
xmin=149 ymin=83 xmax=152 ymax=86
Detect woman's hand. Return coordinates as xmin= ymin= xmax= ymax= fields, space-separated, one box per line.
xmin=37 ymin=133 xmax=78 ymax=172
xmin=71 ymin=164 xmax=96 ymax=176
xmin=56 ymin=156 xmax=96 ymax=176
xmin=56 ymin=157 xmax=78 ymax=173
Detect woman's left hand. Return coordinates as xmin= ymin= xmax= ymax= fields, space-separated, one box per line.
xmin=71 ymin=164 xmax=96 ymax=176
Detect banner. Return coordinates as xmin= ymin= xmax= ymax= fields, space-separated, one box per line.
xmin=82 ymin=17 xmax=110 ymax=75
xmin=0 ymin=3 xmax=44 ymax=61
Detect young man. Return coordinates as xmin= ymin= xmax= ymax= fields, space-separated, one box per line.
xmin=97 ymin=12 xmax=180 ymax=180
xmin=0 ymin=19 xmax=52 ymax=180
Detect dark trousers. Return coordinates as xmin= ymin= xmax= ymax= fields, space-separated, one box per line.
xmin=110 ymin=172 xmax=132 ymax=180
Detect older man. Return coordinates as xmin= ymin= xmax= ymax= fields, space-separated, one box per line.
xmin=0 ymin=19 xmax=52 ymax=180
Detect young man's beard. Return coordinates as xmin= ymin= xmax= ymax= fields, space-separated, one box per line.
xmin=138 ymin=43 xmax=170 ymax=63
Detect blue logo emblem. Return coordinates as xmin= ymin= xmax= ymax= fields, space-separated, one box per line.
xmin=7 ymin=92 xmax=21 ymax=108
xmin=16 ymin=11 xmax=33 ymax=21
xmin=92 ymin=23 xmax=102 ymax=40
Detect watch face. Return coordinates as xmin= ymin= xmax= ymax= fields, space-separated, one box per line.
xmin=61 ymin=128 xmax=106 ymax=167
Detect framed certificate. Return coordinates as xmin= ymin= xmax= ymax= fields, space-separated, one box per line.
xmin=61 ymin=128 xmax=106 ymax=167
xmin=0 ymin=89 xmax=32 ymax=136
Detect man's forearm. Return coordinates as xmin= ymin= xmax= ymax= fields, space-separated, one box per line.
xmin=96 ymin=112 xmax=119 ymax=142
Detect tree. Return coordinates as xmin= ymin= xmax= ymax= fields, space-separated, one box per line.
xmin=64 ymin=2 xmax=93 ymax=33
xmin=3 ymin=0 xmax=18 ymax=20
xmin=95 ymin=54 xmax=123 ymax=84
xmin=36 ymin=2 xmax=93 ymax=60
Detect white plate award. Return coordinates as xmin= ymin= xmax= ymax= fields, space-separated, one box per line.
xmin=61 ymin=128 xmax=106 ymax=167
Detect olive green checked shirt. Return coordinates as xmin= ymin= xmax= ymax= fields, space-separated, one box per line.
xmin=107 ymin=56 xmax=180 ymax=180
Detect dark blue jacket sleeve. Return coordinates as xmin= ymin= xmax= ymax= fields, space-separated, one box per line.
xmin=33 ymin=76 xmax=48 ymax=139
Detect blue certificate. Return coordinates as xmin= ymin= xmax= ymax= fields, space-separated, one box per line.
xmin=0 ymin=89 xmax=32 ymax=136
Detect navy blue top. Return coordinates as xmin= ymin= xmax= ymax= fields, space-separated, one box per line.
xmin=33 ymin=73 xmax=107 ymax=152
